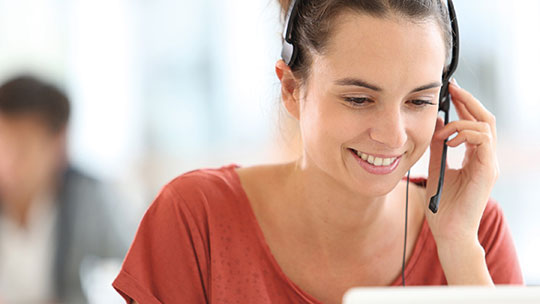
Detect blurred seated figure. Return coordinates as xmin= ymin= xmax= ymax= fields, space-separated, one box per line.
xmin=0 ymin=75 xmax=128 ymax=304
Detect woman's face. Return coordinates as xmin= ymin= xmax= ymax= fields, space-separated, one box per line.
xmin=297 ymin=12 xmax=446 ymax=196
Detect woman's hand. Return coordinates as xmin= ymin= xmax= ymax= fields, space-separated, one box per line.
xmin=425 ymin=80 xmax=498 ymax=285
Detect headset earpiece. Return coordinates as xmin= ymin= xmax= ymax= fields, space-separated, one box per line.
xmin=281 ymin=0 xmax=300 ymax=67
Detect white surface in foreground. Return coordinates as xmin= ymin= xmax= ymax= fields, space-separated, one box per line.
xmin=343 ymin=286 xmax=540 ymax=304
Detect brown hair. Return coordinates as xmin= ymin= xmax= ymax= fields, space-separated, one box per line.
xmin=0 ymin=75 xmax=70 ymax=133
xmin=278 ymin=0 xmax=452 ymax=83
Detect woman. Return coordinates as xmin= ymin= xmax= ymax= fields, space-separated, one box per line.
xmin=113 ymin=1 xmax=523 ymax=303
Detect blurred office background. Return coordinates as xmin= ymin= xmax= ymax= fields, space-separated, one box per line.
xmin=0 ymin=0 xmax=538 ymax=301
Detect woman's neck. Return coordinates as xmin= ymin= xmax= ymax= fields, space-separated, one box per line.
xmin=276 ymin=160 xmax=407 ymax=255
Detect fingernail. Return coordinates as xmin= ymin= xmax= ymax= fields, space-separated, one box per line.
xmin=451 ymin=78 xmax=460 ymax=88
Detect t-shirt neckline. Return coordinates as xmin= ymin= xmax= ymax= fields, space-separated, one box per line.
xmin=226 ymin=164 xmax=430 ymax=302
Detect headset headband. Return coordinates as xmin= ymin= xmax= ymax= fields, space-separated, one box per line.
xmin=281 ymin=0 xmax=459 ymax=77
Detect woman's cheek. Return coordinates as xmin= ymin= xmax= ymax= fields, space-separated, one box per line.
xmin=412 ymin=112 xmax=439 ymax=153
xmin=300 ymin=101 xmax=347 ymax=164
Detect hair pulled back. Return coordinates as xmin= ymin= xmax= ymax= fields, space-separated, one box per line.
xmin=278 ymin=0 xmax=452 ymax=82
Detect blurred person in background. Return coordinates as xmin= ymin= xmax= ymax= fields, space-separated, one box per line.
xmin=0 ymin=75 xmax=128 ymax=304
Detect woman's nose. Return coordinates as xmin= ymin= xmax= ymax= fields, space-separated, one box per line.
xmin=369 ymin=107 xmax=407 ymax=149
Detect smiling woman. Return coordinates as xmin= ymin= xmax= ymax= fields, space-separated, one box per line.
xmin=113 ymin=1 xmax=522 ymax=303
xmin=283 ymin=11 xmax=446 ymax=198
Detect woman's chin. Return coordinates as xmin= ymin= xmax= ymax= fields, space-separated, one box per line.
xmin=344 ymin=156 xmax=408 ymax=197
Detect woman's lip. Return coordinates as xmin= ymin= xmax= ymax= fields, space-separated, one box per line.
xmin=349 ymin=149 xmax=402 ymax=175
xmin=349 ymin=148 xmax=403 ymax=159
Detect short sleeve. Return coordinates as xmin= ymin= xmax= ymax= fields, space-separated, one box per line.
xmin=479 ymin=200 xmax=524 ymax=285
xmin=112 ymin=183 xmax=209 ymax=304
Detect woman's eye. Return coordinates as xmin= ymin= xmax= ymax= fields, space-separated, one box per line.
xmin=343 ymin=97 xmax=372 ymax=107
xmin=408 ymin=99 xmax=436 ymax=107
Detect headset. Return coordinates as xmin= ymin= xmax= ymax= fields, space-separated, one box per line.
xmin=281 ymin=0 xmax=460 ymax=214
xmin=281 ymin=0 xmax=460 ymax=286
xmin=430 ymin=0 xmax=460 ymax=214
xmin=281 ymin=0 xmax=301 ymax=68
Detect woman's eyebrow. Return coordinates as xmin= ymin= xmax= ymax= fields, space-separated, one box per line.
xmin=411 ymin=81 xmax=442 ymax=93
xmin=334 ymin=77 xmax=442 ymax=93
xmin=334 ymin=77 xmax=382 ymax=91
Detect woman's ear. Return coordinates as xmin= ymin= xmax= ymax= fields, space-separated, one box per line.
xmin=275 ymin=60 xmax=300 ymax=120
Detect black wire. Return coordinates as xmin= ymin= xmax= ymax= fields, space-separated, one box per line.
xmin=402 ymin=170 xmax=410 ymax=286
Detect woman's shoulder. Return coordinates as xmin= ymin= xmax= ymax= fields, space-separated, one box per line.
xmin=163 ymin=163 xmax=242 ymax=198
xmin=144 ymin=164 xmax=246 ymax=219
xmin=149 ymin=163 xmax=287 ymax=219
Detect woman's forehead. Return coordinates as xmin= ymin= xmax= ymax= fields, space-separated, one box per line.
xmin=308 ymin=12 xmax=446 ymax=91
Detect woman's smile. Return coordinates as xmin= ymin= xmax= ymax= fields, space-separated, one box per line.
xmin=348 ymin=148 xmax=403 ymax=175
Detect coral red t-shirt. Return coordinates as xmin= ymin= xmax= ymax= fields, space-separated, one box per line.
xmin=113 ymin=164 xmax=523 ymax=304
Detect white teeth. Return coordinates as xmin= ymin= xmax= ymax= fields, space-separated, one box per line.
xmin=355 ymin=150 xmax=397 ymax=167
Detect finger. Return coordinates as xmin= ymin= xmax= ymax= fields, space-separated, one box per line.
xmin=448 ymin=82 xmax=498 ymax=145
xmin=452 ymin=96 xmax=476 ymax=121
xmin=448 ymin=82 xmax=496 ymax=126
xmin=446 ymin=129 xmax=492 ymax=147
xmin=434 ymin=120 xmax=491 ymax=141
xmin=449 ymin=80 xmax=476 ymax=121
xmin=445 ymin=130 xmax=494 ymax=167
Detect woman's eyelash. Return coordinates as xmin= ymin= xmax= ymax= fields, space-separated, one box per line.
xmin=343 ymin=97 xmax=372 ymax=106
xmin=408 ymin=99 xmax=437 ymax=106
xmin=343 ymin=97 xmax=436 ymax=107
